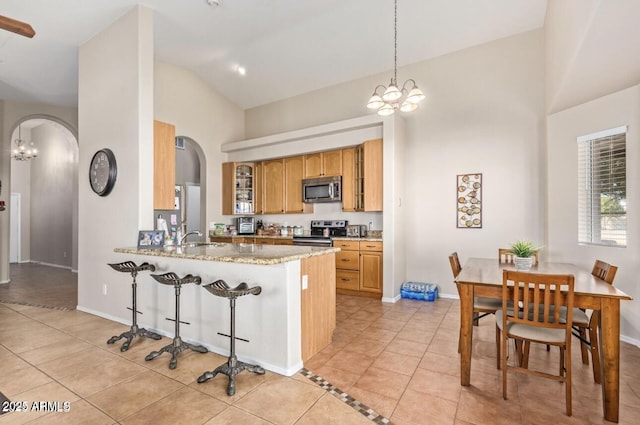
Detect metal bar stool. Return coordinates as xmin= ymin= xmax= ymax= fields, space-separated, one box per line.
xmin=107 ymin=261 xmax=162 ymax=351
xmin=145 ymin=272 xmax=208 ymax=369
xmin=197 ymin=279 xmax=265 ymax=396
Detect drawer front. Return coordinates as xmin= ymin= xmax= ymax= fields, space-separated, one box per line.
xmin=210 ymin=237 xmax=233 ymax=243
xmin=336 ymin=270 xmax=359 ymax=291
xmin=333 ymin=240 xmax=359 ymax=250
xmin=336 ymin=250 xmax=359 ymax=270
xmin=359 ymin=241 xmax=382 ymax=252
xmin=274 ymin=238 xmax=293 ymax=245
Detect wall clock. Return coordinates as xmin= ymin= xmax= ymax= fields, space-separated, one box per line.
xmin=89 ymin=148 xmax=117 ymax=196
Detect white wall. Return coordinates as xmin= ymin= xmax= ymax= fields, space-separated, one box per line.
xmin=245 ymin=30 xmax=546 ymax=299
xmin=547 ymin=86 xmax=640 ymax=342
xmin=77 ymin=6 xmax=154 ymax=313
xmin=154 ymin=61 xmax=245 ymax=229
xmin=30 ymin=123 xmax=77 ymax=267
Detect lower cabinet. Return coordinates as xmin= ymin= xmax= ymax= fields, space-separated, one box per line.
xmin=334 ymin=240 xmax=382 ymax=298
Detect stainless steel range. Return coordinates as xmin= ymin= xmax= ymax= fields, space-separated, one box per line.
xmin=292 ymin=220 xmax=348 ymax=247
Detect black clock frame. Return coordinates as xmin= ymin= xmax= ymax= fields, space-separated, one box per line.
xmin=89 ymin=148 xmax=117 ymax=196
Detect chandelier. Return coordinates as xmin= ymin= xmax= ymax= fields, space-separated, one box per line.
xmin=367 ymin=0 xmax=425 ymax=116
xmin=11 ymin=123 xmax=38 ymax=161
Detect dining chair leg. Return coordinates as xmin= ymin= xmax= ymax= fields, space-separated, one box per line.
xmin=495 ymin=324 xmax=501 ymax=370
xmin=521 ymin=341 xmax=530 ymax=369
xmin=589 ymin=311 xmax=602 ymax=384
xmin=579 ymin=327 xmax=590 ymax=364
xmin=564 ymin=346 xmax=572 ymax=416
xmin=502 ymin=332 xmax=508 ymax=400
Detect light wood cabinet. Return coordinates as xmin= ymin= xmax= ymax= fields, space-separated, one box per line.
xmin=341 ymin=147 xmax=356 ymax=212
xmin=284 ymin=156 xmax=313 ymax=214
xmin=153 ymin=120 xmax=176 ymax=210
xmin=355 ymin=138 xmax=383 ymax=212
xmin=254 ymin=161 xmax=263 ymax=214
xmin=304 ymin=150 xmax=342 ymax=178
xmin=222 ymin=162 xmax=256 ymax=215
xmin=263 ymin=159 xmax=285 ymax=214
xmin=335 ymin=239 xmax=382 ymax=298
xmin=300 ymin=253 xmax=336 ymax=361
xmin=274 ymin=238 xmax=293 ymax=245
xmin=359 ymin=241 xmax=383 ymax=293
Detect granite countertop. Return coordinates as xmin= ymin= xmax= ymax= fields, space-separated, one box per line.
xmin=115 ymin=243 xmax=340 ymax=265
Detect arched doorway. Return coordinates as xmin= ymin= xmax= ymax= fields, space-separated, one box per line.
xmin=175 ymin=136 xmax=206 ymax=239
xmin=3 ymin=116 xmax=79 ymax=309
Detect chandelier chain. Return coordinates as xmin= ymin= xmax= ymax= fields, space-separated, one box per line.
xmin=393 ymin=0 xmax=397 ymax=85
xmin=366 ymin=0 xmax=425 ymax=115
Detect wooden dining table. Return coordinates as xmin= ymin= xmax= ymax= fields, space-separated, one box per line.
xmin=455 ymin=258 xmax=632 ymax=423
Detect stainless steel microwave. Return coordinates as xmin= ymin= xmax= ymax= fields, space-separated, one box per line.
xmin=302 ymin=176 xmax=342 ymax=203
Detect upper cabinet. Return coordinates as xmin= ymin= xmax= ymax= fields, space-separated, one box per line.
xmin=341 ymin=147 xmax=356 ymax=212
xmin=220 ymin=141 xmax=382 ymax=215
xmin=262 ymin=159 xmax=285 ymax=214
xmin=355 ymin=138 xmax=383 ymax=212
xmin=154 ymin=120 xmax=176 ymax=210
xmin=222 ymin=162 xmax=256 ymax=215
xmin=285 ymin=155 xmax=313 ymax=214
xmin=304 ymin=150 xmax=342 ymax=178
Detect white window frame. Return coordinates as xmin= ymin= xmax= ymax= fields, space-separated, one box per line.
xmin=577 ymin=126 xmax=627 ymax=247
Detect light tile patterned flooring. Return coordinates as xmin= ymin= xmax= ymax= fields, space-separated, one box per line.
xmin=1 ymin=290 xmax=640 ymax=424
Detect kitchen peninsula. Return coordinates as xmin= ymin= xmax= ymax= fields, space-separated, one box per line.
xmin=113 ymin=243 xmax=338 ymax=376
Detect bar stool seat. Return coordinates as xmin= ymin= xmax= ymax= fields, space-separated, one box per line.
xmin=197 ymin=280 xmax=265 ymax=396
xmin=107 ymin=261 xmax=161 ymax=352
xmin=145 ymin=272 xmax=208 ymax=369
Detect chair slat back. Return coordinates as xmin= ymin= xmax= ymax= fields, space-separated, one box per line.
xmin=592 ymin=260 xmax=618 ymax=285
xmin=499 ymin=248 xmax=539 ymax=265
xmin=502 ymin=270 xmax=574 ymax=331
xmin=498 ymin=249 xmax=515 ymax=264
xmin=449 ymin=252 xmax=462 ymax=278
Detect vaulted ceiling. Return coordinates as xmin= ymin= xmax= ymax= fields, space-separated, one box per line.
xmin=0 ymin=0 xmax=547 ymax=110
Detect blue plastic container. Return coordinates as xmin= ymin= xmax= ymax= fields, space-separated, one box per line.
xmin=401 ymin=282 xmax=438 ymax=301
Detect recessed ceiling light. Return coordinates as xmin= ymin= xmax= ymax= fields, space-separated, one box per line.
xmin=206 ymin=0 xmax=220 ymax=6
xmin=237 ymin=66 xmax=246 ymax=76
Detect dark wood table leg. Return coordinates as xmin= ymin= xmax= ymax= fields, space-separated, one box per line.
xmin=599 ymin=297 xmax=620 ymax=423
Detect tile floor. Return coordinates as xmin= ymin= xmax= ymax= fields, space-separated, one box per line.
xmin=1 ymin=283 xmax=639 ymax=424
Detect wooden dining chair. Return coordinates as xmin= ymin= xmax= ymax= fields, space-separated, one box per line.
xmin=496 ymin=270 xmax=575 ymax=416
xmin=450 ymin=252 xmax=502 ymax=325
xmin=450 ymin=252 xmax=502 ymax=358
xmin=571 ymin=260 xmax=618 ymax=384
xmin=498 ymin=248 xmax=539 ymax=265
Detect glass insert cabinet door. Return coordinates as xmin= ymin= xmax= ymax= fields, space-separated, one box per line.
xmin=235 ymin=163 xmax=253 ymax=214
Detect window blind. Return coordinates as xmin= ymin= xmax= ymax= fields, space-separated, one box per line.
xmin=577 ymin=128 xmax=627 ymax=247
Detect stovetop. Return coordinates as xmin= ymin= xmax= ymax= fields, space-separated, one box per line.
xmin=309 ymin=219 xmax=348 ymax=238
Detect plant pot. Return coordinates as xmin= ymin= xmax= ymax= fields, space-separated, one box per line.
xmin=515 ymin=256 xmax=534 ymax=271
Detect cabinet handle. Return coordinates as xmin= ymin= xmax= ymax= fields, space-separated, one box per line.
xmin=341 ymin=278 xmax=350 ymax=281
xmin=366 ymin=245 xmax=377 ymax=248
xmin=341 ymin=259 xmax=350 ymax=262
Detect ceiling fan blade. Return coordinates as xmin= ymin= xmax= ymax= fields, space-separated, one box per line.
xmin=0 ymin=15 xmax=35 ymax=38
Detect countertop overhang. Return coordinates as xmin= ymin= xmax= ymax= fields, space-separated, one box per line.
xmin=115 ymin=243 xmax=339 ymax=266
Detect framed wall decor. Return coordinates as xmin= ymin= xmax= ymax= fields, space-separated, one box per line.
xmin=456 ymin=173 xmax=482 ymax=228
xmin=138 ymin=230 xmax=165 ymax=249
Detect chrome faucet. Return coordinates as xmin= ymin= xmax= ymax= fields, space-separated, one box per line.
xmin=179 ymin=230 xmax=202 ymax=247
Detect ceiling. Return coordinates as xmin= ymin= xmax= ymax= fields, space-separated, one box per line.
xmin=0 ymin=0 xmax=548 ymax=110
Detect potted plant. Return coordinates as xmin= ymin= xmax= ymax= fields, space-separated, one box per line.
xmin=509 ymin=239 xmax=541 ymax=270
